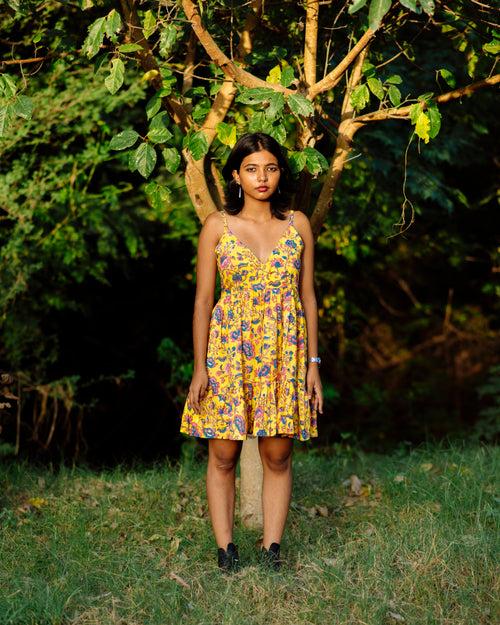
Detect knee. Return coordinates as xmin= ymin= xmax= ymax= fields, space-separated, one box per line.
xmin=210 ymin=452 xmax=239 ymax=473
xmin=261 ymin=452 xmax=292 ymax=472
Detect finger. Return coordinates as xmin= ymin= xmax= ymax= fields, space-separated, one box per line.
xmin=192 ymin=388 xmax=200 ymax=412
xmin=317 ymin=388 xmax=323 ymax=414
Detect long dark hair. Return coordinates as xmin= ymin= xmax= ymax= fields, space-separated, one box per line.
xmin=220 ymin=132 xmax=295 ymax=220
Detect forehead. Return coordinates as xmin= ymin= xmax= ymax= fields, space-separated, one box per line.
xmin=241 ymin=150 xmax=279 ymax=166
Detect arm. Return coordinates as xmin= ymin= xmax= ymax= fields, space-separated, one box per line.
xmin=295 ymin=210 xmax=323 ymax=414
xmin=188 ymin=211 xmax=222 ymax=411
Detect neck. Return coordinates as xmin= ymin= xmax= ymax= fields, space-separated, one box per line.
xmin=240 ymin=198 xmax=272 ymax=221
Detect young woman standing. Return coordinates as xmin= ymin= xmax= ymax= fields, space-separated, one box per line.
xmin=180 ymin=132 xmax=323 ymax=572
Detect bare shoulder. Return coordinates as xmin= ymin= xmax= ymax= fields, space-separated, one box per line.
xmin=200 ymin=210 xmax=225 ymax=249
xmin=203 ymin=210 xmax=225 ymax=229
xmin=291 ymin=209 xmax=310 ymax=226
xmin=290 ymin=209 xmax=313 ymax=240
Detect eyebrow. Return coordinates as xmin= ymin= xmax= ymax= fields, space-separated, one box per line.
xmin=243 ymin=162 xmax=279 ymax=166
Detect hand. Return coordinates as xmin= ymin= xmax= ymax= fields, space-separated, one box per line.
xmin=187 ymin=368 xmax=209 ymax=412
xmin=306 ymin=366 xmax=323 ymax=414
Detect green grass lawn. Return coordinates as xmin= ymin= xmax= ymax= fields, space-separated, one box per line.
xmin=0 ymin=440 xmax=498 ymax=625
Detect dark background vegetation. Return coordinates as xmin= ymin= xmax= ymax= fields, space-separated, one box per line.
xmin=0 ymin=0 xmax=498 ymax=466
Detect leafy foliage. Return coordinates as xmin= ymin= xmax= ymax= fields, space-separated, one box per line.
xmin=0 ymin=0 xmax=498 ymax=458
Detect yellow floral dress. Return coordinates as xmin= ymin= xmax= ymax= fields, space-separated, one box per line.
xmin=179 ymin=209 xmax=318 ymax=441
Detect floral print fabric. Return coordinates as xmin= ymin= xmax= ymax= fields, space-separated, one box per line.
xmin=180 ymin=209 xmax=318 ymax=441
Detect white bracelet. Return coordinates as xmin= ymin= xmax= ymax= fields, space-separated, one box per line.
xmin=309 ymin=356 xmax=321 ymax=365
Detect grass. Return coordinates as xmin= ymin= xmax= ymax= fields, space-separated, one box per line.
xmin=0 ymin=439 xmax=498 ymax=625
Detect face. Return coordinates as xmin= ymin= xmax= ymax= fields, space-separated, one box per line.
xmin=232 ymin=149 xmax=281 ymax=201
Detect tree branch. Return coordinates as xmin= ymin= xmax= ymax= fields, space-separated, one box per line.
xmin=118 ymin=0 xmax=191 ymax=132
xmin=310 ymin=46 xmax=369 ymax=238
xmin=308 ymin=29 xmax=375 ymax=99
xmin=181 ymin=0 xmax=293 ymax=95
xmin=184 ymin=0 xmax=263 ymax=221
xmin=304 ymin=0 xmax=319 ymax=89
xmin=353 ymin=73 xmax=500 ymax=124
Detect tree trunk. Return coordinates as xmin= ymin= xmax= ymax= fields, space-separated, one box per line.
xmin=239 ymin=436 xmax=263 ymax=528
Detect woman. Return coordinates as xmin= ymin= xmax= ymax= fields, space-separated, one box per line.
xmin=180 ymin=132 xmax=323 ymax=573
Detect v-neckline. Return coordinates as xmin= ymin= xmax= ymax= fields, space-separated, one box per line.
xmin=225 ymin=212 xmax=293 ymax=265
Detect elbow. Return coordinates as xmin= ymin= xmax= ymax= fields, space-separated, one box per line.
xmin=194 ymin=295 xmax=214 ymax=311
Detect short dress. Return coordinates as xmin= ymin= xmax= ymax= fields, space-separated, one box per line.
xmin=179 ymin=209 xmax=318 ymax=441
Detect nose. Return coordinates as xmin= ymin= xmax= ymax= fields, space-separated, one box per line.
xmin=257 ymin=170 xmax=268 ymax=182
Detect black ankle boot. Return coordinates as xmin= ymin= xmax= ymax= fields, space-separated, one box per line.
xmin=217 ymin=542 xmax=240 ymax=572
xmin=260 ymin=542 xmax=282 ymax=571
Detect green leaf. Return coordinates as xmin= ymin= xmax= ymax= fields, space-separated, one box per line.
xmin=438 ymin=68 xmax=456 ymax=88
xmin=368 ymin=0 xmax=391 ymax=31
xmin=267 ymin=123 xmax=287 ymax=144
xmin=145 ymin=181 xmax=171 ymax=211
xmin=362 ymin=61 xmax=376 ymax=78
xmin=184 ymin=86 xmax=206 ymax=98
xmin=104 ymin=58 xmax=125 ymax=94
xmin=185 ymin=130 xmax=209 ymax=161
xmin=146 ymin=93 xmax=162 ymax=119
xmin=248 ymin=111 xmax=269 ymax=133
xmin=124 ymin=230 xmax=138 ymax=256
xmin=12 ymin=95 xmax=33 ymax=120
xmin=367 ymin=77 xmax=384 ymax=100
xmin=235 ymin=87 xmax=275 ymax=105
xmin=288 ymin=150 xmax=307 ymax=175
xmin=417 ymin=92 xmax=434 ymax=102
xmin=387 ymin=85 xmax=401 ymax=106
xmin=192 ymin=98 xmax=211 ymax=124
xmin=266 ymin=64 xmax=282 ymax=84
xmin=350 ymin=83 xmax=370 ymax=111
xmin=280 ymin=65 xmax=295 ymax=87
xmin=133 ymin=142 xmax=157 ymax=178
xmin=303 ymin=147 xmax=329 ymax=176
xmin=159 ymin=24 xmax=178 ymax=57
xmin=128 ymin=149 xmax=137 ymax=172
xmin=82 ymin=16 xmax=106 ymax=59
xmin=118 ymin=43 xmax=143 ymax=53
xmin=265 ymin=91 xmax=285 ymax=119
xmin=143 ymin=10 xmax=156 ymax=40
xmin=0 ymin=106 xmax=13 ymax=137
xmin=216 ymin=122 xmax=237 ymax=147
xmin=409 ymin=103 xmax=421 ymax=124
xmin=419 ymin=0 xmax=435 ymax=16
xmin=348 ymin=0 xmax=368 ymax=14
xmin=399 ymin=0 xmax=418 ymax=11
xmin=109 ymin=129 xmax=139 ymax=150
xmin=426 ymin=103 xmax=441 ymax=139
xmin=414 ymin=111 xmax=430 ymax=143
xmin=483 ymin=40 xmax=500 ymax=55
xmin=385 ymin=74 xmax=402 ymax=85
xmin=147 ymin=112 xmax=173 ymax=144
xmin=287 ymin=93 xmax=314 ymax=118
xmin=162 ymin=148 xmax=181 ymax=173
xmin=105 ymin=9 xmax=122 ymax=38
xmin=0 ymin=74 xmax=17 ymax=97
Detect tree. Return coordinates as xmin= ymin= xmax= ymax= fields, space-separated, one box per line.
xmin=1 ymin=0 xmax=498 ymax=522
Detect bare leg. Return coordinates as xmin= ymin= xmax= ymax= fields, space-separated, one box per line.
xmin=206 ymin=439 xmax=242 ymax=549
xmin=258 ymin=436 xmax=294 ymax=549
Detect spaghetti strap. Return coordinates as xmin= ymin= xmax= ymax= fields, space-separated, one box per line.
xmin=288 ymin=210 xmax=294 ymax=224
xmin=220 ymin=210 xmax=228 ymax=232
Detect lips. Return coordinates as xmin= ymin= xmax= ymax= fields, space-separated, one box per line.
xmin=256 ymin=186 xmax=269 ymax=191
